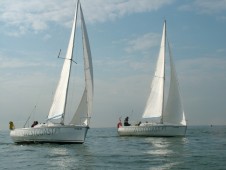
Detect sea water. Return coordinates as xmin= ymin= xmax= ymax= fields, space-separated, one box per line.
xmin=1 ymin=126 xmax=226 ymax=170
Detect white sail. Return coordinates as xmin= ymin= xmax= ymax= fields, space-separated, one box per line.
xmin=142 ymin=21 xmax=166 ymax=119
xmin=70 ymin=90 xmax=88 ymax=125
xmin=47 ymin=1 xmax=79 ymax=121
xmin=70 ymin=3 xmax=93 ymax=125
xmin=164 ymin=43 xmax=186 ymax=125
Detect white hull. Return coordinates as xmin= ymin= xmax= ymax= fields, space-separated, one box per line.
xmin=117 ymin=124 xmax=187 ymax=137
xmin=10 ymin=124 xmax=89 ymax=144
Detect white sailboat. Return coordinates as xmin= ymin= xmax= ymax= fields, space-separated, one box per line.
xmin=10 ymin=0 xmax=94 ymax=143
xmin=117 ymin=20 xmax=187 ymax=137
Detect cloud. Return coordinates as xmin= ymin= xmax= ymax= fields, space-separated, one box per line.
xmin=0 ymin=56 xmax=56 ymax=69
xmin=0 ymin=0 xmax=73 ymax=36
xmin=43 ymin=34 xmax=52 ymax=41
xmin=94 ymin=31 xmax=162 ymax=74
xmin=125 ymin=33 xmax=161 ymax=53
xmin=0 ymin=57 xmax=37 ymax=69
xmin=82 ymin=0 xmax=174 ymax=23
xmin=0 ymin=0 xmax=174 ymax=36
xmin=194 ymin=0 xmax=226 ymax=14
xmin=179 ymin=0 xmax=226 ymax=15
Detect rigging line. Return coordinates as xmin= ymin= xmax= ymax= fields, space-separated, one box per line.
xmin=23 ymin=105 xmax=37 ymax=128
xmin=23 ymin=90 xmax=42 ymax=127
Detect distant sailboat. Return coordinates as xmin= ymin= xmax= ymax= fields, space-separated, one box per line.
xmin=10 ymin=0 xmax=94 ymax=143
xmin=118 ymin=20 xmax=187 ymax=137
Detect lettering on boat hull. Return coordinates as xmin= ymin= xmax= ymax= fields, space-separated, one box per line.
xmin=16 ymin=128 xmax=59 ymax=137
xmin=10 ymin=126 xmax=89 ymax=144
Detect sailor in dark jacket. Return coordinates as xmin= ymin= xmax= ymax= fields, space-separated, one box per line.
xmin=124 ymin=117 xmax=131 ymax=126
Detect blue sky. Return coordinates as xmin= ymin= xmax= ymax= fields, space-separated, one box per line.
xmin=0 ymin=0 xmax=226 ymax=129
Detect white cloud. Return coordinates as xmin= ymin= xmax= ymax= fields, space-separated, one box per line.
xmin=43 ymin=34 xmax=52 ymax=41
xmin=194 ymin=0 xmax=226 ymax=14
xmin=0 ymin=0 xmax=73 ymax=36
xmin=179 ymin=0 xmax=226 ymax=15
xmin=82 ymin=0 xmax=174 ymax=23
xmin=0 ymin=0 xmax=174 ymax=36
xmin=125 ymin=33 xmax=160 ymax=53
xmin=0 ymin=57 xmax=36 ymax=69
xmin=0 ymin=56 xmax=56 ymax=69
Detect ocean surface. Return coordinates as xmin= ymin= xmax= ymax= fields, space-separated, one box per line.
xmin=1 ymin=126 xmax=226 ymax=170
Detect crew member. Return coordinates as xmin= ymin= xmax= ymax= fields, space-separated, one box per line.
xmin=117 ymin=118 xmax=122 ymax=128
xmin=9 ymin=121 xmax=15 ymax=130
xmin=124 ymin=117 xmax=131 ymax=126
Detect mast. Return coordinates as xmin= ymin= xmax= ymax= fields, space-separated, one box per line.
xmin=61 ymin=0 xmax=80 ymax=124
xmin=160 ymin=20 xmax=166 ymax=124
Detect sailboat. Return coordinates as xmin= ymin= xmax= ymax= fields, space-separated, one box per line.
xmin=10 ymin=0 xmax=94 ymax=143
xmin=117 ymin=20 xmax=187 ymax=137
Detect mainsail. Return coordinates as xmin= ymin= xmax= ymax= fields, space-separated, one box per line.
xmin=47 ymin=1 xmax=79 ymax=121
xmin=142 ymin=21 xmax=166 ymax=119
xmin=70 ymin=3 xmax=94 ymax=125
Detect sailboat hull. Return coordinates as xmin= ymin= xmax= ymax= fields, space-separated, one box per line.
xmin=10 ymin=125 xmax=89 ymax=144
xmin=117 ymin=124 xmax=187 ymax=137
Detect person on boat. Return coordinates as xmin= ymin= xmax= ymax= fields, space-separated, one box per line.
xmin=9 ymin=121 xmax=15 ymax=130
xmin=124 ymin=117 xmax=131 ymax=126
xmin=117 ymin=117 xmax=122 ymax=128
xmin=31 ymin=121 xmax=38 ymax=127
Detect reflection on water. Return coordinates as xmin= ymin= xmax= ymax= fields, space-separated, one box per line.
xmin=145 ymin=138 xmax=172 ymax=155
xmin=46 ymin=144 xmax=93 ymax=169
xmin=46 ymin=146 xmax=70 ymax=168
xmin=151 ymin=162 xmax=181 ymax=170
xmin=144 ymin=137 xmax=188 ymax=170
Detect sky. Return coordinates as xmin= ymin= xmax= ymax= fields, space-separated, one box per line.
xmin=0 ymin=0 xmax=226 ymax=130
